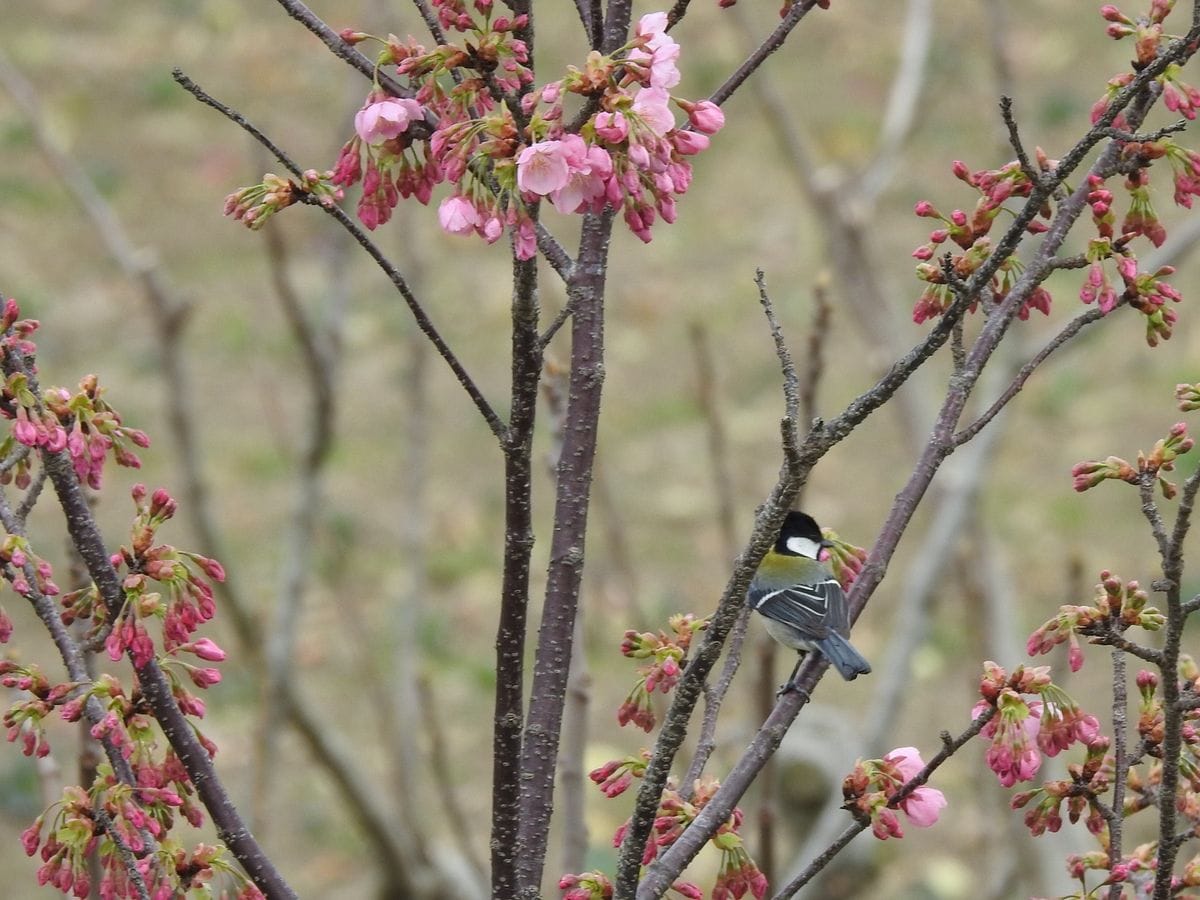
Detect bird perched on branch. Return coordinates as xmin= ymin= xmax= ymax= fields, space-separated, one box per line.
xmin=749 ymin=510 xmax=871 ymax=693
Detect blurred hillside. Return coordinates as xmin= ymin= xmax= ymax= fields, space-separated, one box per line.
xmin=1 ymin=1 xmax=1199 ymax=897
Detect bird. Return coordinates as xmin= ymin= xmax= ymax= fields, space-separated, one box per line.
xmin=749 ymin=510 xmax=871 ymax=693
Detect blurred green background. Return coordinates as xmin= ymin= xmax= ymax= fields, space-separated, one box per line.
xmin=2 ymin=0 xmax=1199 ymax=897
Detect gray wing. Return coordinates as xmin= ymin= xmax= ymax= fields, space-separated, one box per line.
xmin=749 ymin=578 xmax=848 ymax=639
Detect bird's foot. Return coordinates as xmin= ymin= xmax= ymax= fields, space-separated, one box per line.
xmin=775 ymin=681 xmax=811 ymax=701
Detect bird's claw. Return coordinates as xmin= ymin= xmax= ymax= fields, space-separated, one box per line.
xmin=775 ymin=681 xmax=811 ymax=701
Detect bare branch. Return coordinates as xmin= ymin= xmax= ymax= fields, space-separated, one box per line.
xmin=516 ymin=210 xmax=612 ymax=895
xmin=28 ymin=439 xmax=298 ymax=899
xmin=1000 ymin=96 xmax=1038 ymax=185
xmin=710 ymin=1 xmax=830 ymax=108
xmin=1106 ymin=645 xmax=1129 ymax=900
xmin=952 ymin=304 xmax=1114 ymax=447
xmin=272 ymin=0 xmax=407 ymax=96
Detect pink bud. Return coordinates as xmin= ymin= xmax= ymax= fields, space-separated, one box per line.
xmin=189 ymin=667 xmax=222 ymax=689
xmin=688 ymin=101 xmax=725 ymax=135
xmin=190 ymin=638 xmax=226 ymax=662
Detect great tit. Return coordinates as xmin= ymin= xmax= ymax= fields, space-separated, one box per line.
xmin=749 ymin=511 xmax=871 ymax=691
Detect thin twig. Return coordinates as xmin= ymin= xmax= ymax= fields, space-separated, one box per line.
xmin=273 ymin=0 xmax=408 ymax=96
xmin=1148 ymin=464 xmax=1200 ymax=897
xmin=800 ymin=281 xmax=831 ymax=430
xmin=710 ymin=0 xmax=829 ymax=108
xmin=1000 ymin=96 xmax=1038 ymax=185
xmin=952 ymin=305 xmax=1114 ymax=447
xmin=1107 ymin=643 xmax=1128 ymax=900
xmin=539 ymin=301 xmax=574 ymax=348
xmin=1087 ymin=630 xmax=1164 ymax=666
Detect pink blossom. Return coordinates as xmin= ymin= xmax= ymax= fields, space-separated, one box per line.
xmin=480 ymin=215 xmax=503 ymax=243
xmin=594 ymin=111 xmax=629 ymax=143
xmin=672 ymin=131 xmax=709 ymax=155
xmin=19 ymin=819 xmax=41 ymax=856
xmin=438 ymin=195 xmax=480 ymax=235
xmin=632 ymin=87 xmax=676 ymax=138
xmin=900 ymin=786 xmax=946 ymax=827
xmin=354 ymin=98 xmax=424 ymax=144
xmin=189 ymin=638 xmax=226 ymax=662
xmin=636 ymin=11 xmax=669 ymax=35
xmin=872 ymin=807 xmax=904 ymax=840
xmin=551 ymin=137 xmax=614 ymax=214
xmin=189 ymin=666 xmax=222 ymax=689
xmin=1067 ymin=633 xmax=1084 ymax=672
xmin=632 ymin=13 xmax=681 ymax=88
xmin=689 ymin=100 xmax=725 ymax=134
xmin=517 ymin=140 xmax=572 ymax=195
xmin=885 ymin=746 xmax=924 ymax=782
xmin=514 ymin=217 xmax=538 ymax=260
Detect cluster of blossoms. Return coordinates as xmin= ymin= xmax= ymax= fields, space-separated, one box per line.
xmin=21 ymin=782 xmax=261 ymax=900
xmin=910 ymin=1 xmax=1198 ymax=343
xmin=0 ymin=480 xmax=237 ymax=898
xmin=909 ymin=155 xmax=1051 ymax=324
xmin=589 ymin=751 xmax=648 ymax=799
xmin=1130 ymin=661 xmax=1200 ymax=795
xmin=227 ymin=9 xmax=726 ymax=255
xmin=626 ymin=778 xmax=764 ymax=899
xmin=0 ymin=301 xmax=148 ymax=493
xmin=1006 ymin=655 xmax=1200 ymax=893
xmin=1071 ymin=417 xmax=1193 ymax=497
xmin=1178 ymin=380 xmax=1200 ymax=410
xmin=841 ymin=746 xmax=947 ymax=840
xmin=819 ymin=527 xmax=867 ymax=589
xmin=617 ymin=613 xmax=707 ymax=731
xmin=57 ymin=484 xmax=229 ymax=703
xmin=222 ymin=169 xmax=342 ymax=230
xmin=974 ymin=662 xmax=1100 ymax=789
xmin=0 ymin=299 xmax=250 ymax=897
xmin=575 ymin=759 xmax=767 ymax=898
xmin=1009 ymin=735 xmax=1112 ymax=839
xmin=1027 ymin=570 xmax=1164 ymax=672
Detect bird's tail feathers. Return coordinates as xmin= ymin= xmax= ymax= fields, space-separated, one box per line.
xmin=818 ymin=633 xmax=871 ymax=680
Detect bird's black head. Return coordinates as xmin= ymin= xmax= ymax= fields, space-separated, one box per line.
xmin=773 ymin=511 xmax=828 ymax=558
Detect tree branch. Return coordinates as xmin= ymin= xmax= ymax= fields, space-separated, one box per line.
xmin=173 ymin=69 xmax=511 ymax=442
xmin=272 ymin=0 xmax=408 ymax=96
xmin=515 ymin=209 xmax=614 ymax=896
xmin=31 ymin=443 xmax=297 ymax=899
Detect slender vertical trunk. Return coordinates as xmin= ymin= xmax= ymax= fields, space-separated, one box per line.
xmin=516 ymin=211 xmax=613 ymax=895
xmin=491 ymin=255 xmax=542 ymax=897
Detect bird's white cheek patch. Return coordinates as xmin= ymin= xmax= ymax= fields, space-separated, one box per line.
xmin=785 ymin=536 xmax=822 ymax=558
